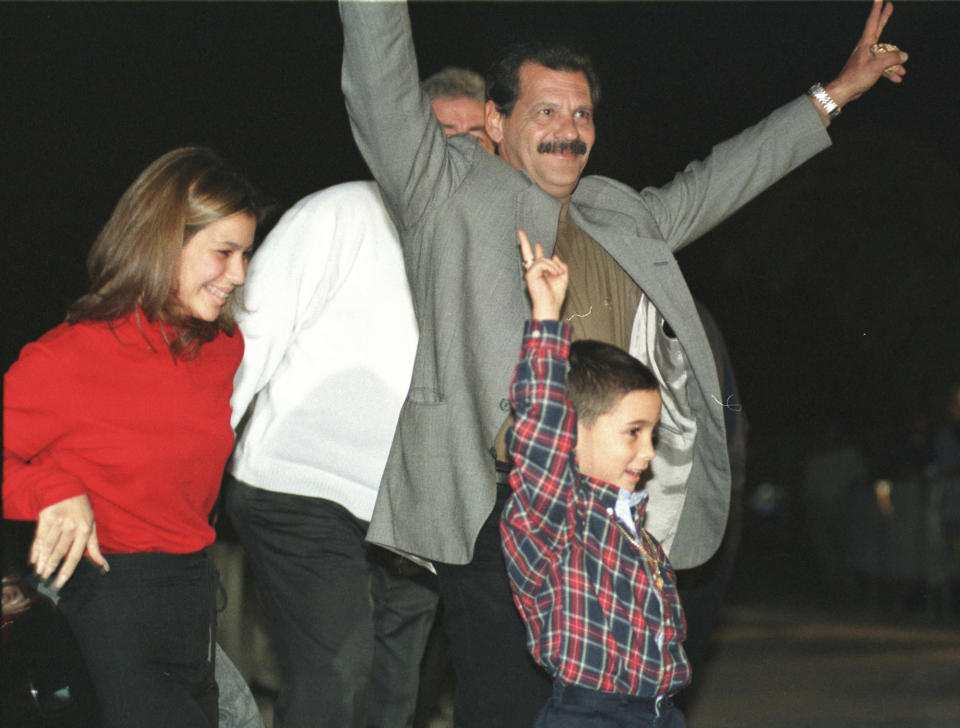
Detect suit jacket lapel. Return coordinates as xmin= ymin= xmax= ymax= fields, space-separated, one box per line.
xmin=516 ymin=185 xmax=562 ymax=258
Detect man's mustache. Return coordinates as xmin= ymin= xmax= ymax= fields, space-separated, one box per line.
xmin=536 ymin=139 xmax=588 ymax=155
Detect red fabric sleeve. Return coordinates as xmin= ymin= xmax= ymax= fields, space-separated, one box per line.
xmin=3 ymin=331 xmax=87 ymax=519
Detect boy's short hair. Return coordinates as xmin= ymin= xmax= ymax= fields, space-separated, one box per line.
xmin=567 ymin=339 xmax=659 ymax=425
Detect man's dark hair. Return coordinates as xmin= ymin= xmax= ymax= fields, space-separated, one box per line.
xmin=486 ymin=42 xmax=601 ymax=117
xmin=567 ymin=340 xmax=658 ymax=425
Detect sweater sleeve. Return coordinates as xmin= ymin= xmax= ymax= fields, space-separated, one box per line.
xmin=500 ymin=320 xmax=577 ymax=600
xmin=3 ymin=337 xmax=87 ymax=519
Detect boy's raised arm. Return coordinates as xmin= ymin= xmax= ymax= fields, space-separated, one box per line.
xmin=499 ymin=232 xmax=572 ymax=595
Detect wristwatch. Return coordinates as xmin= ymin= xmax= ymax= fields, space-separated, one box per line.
xmin=807 ymin=82 xmax=840 ymax=120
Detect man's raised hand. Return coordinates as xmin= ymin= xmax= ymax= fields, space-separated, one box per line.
xmin=825 ymin=0 xmax=908 ymax=112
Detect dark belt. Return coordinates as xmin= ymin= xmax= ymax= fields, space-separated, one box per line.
xmin=553 ymin=682 xmax=664 ymax=714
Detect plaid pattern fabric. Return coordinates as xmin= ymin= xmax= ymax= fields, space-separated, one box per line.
xmin=500 ymin=320 xmax=691 ymax=698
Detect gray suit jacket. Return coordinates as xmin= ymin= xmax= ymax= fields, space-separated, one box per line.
xmin=340 ymin=1 xmax=830 ymax=569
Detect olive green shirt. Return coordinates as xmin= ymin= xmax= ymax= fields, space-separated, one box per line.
xmin=493 ymin=202 xmax=642 ymax=462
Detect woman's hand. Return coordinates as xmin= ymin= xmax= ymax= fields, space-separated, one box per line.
xmin=31 ymin=494 xmax=108 ymax=589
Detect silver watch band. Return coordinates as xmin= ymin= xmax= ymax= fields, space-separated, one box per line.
xmin=808 ymin=82 xmax=840 ymax=119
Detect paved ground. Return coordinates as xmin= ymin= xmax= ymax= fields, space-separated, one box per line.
xmin=678 ymin=512 xmax=960 ymax=728
xmin=251 ymin=519 xmax=960 ymax=728
xmin=255 ymin=597 xmax=960 ymax=728
xmin=683 ymin=603 xmax=960 ymax=728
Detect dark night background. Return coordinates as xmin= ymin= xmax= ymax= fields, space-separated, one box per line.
xmin=3 ymin=1 xmax=959 ymax=523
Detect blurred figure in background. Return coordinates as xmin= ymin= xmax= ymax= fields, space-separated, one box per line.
xmin=800 ymin=420 xmax=869 ymax=594
xmin=223 ymin=68 xmax=492 ymax=728
xmin=931 ymin=385 xmax=960 ymax=477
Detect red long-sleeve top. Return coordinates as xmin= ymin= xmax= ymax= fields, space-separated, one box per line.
xmin=3 ymin=311 xmax=242 ymax=554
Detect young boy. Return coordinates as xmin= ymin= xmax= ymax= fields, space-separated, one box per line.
xmin=500 ymin=232 xmax=690 ymax=727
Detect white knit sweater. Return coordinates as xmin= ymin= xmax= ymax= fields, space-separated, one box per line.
xmin=230 ymin=181 xmax=418 ymax=521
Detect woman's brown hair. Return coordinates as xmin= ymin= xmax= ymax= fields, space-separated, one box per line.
xmin=67 ymin=146 xmax=264 ymax=358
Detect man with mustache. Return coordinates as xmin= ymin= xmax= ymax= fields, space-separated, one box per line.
xmin=339 ymin=2 xmax=907 ymax=726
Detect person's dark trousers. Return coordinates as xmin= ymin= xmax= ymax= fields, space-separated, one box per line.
xmin=434 ymin=478 xmax=552 ymax=728
xmin=57 ymin=551 xmax=218 ymax=728
xmin=674 ymin=488 xmax=743 ymax=710
xmin=224 ymin=476 xmax=439 ymax=728
xmin=533 ymin=682 xmax=686 ymax=728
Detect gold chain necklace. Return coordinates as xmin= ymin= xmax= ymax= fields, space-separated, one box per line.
xmin=605 ymin=508 xmax=665 ymax=591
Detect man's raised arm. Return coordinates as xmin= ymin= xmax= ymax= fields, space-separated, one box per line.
xmin=339 ymin=0 xmax=457 ymax=229
xmin=626 ymin=0 xmax=908 ymax=254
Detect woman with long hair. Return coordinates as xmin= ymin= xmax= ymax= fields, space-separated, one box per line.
xmin=3 ymin=146 xmax=264 ymax=727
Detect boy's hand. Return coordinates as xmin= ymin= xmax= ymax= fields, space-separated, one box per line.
xmin=519 ymin=230 xmax=568 ymax=321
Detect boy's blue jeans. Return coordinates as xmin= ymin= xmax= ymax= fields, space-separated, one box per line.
xmin=533 ymin=682 xmax=687 ymax=728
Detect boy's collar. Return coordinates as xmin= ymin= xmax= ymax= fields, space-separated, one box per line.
xmin=581 ymin=473 xmax=650 ymax=514
xmin=617 ymin=488 xmax=648 ymax=511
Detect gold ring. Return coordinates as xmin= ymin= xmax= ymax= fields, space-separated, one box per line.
xmin=871 ymin=43 xmax=901 ymax=74
xmin=522 ymin=258 xmax=533 ymax=270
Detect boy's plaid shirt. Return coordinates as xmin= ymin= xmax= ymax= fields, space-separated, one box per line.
xmin=500 ymin=320 xmax=691 ymax=698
